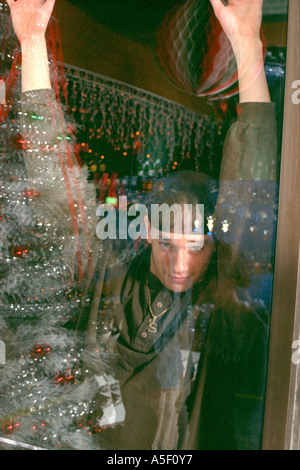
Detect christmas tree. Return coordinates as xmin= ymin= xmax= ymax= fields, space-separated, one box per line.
xmin=0 ymin=81 xmax=122 ymax=452
xmin=0 ymin=2 xmax=120 ymax=450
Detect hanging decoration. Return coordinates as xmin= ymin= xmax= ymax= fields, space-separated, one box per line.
xmin=155 ymin=0 xmax=266 ymax=100
xmin=60 ymin=62 xmax=227 ymax=178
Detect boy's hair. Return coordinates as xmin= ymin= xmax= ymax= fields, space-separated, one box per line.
xmin=147 ymin=171 xmax=218 ymax=235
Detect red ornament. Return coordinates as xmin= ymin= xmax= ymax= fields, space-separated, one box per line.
xmin=133 ymin=138 xmax=142 ymax=154
xmin=31 ymin=421 xmax=47 ymax=434
xmin=107 ymin=172 xmax=118 ymax=199
xmin=10 ymin=245 xmax=29 ymax=258
xmin=10 ymin=133 xmax=30 ymax=150
xmin=220 ymin=101 xmax=228 ymax=114
xmin=88 ymin=422 xmax=102 ymax=434
xmin=54 ymin=369 xmax=75 ymax=386
xmin=22 ymin=188 xmax=39 ymax=199
xmin=30 ymin=343 xmax=51 ymax=359
xmin=2 ymin=422 xmax=20 ymax=435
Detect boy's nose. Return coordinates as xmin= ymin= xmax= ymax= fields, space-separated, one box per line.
xmin=172 ymin=249 xmax=188 ymax=274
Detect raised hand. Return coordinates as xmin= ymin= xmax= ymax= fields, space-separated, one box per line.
xmin=209 ymin=0 xmax=263 ymax=49
xmin=6 ymin=0 xmax=56 ymax=44
xmin=6 ymin=0 xmax=56 ymax=92
xmin=210 ymin=0 xmax=269 ymax=102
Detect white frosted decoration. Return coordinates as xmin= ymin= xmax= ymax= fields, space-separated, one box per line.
xmin=0 ymin=80 xmax=5 ymax=105
xmin=0 ymin=340 xmax=6 ymax=365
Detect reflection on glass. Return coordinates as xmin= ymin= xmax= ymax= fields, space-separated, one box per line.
xmin=0 ymin=0 xmax=287 ymax=451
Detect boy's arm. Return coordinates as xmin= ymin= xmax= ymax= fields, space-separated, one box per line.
xmin=209 ymin=0 xmax=277 ymax=181
xmin=210 ymin=0 xmax=270 ymax=104
xmin=7 ymin=0 xmax=97 ymax=279
xmin=6 ymin=0 xmax=54 ymax=92
xmin=19 ymin=88 xmax=98 ymax=280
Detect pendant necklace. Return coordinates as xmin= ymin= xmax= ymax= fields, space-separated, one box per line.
xmin=146 ymin=278 xmax=179 ymax=333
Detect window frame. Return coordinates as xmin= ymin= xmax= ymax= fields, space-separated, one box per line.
xmin=262 ymin=0 xmax=300 ymax=450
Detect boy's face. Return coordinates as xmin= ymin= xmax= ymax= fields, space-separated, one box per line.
xmin=147 ymin=227 xmax=215 ymax=293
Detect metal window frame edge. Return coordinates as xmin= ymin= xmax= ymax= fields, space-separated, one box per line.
xmin=262 ymin=0 xmax=300 ymax=450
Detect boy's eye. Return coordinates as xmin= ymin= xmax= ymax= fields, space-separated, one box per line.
xmin=188 ymin=245 xmax=203 ymax=252
xmin=187 ymin=245 xmax=204 ymax=253
xmin=186 ymin=241 xmax=205 ymax=252
xmin=159 ymin=241 xmax=171 ymax=248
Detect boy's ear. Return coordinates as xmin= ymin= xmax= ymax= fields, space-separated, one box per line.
xmin=144 ymin=215 xmax=152 ymax=244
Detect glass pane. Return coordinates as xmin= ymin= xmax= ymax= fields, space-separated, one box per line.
xmin=0 ymin=0 xmax=288 ymax=451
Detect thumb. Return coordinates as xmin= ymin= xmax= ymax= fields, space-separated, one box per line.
xmin=41 ymin=0 xmax=56 ymax=19
xmin=209 ymin=0 xmax=228 ymax=16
